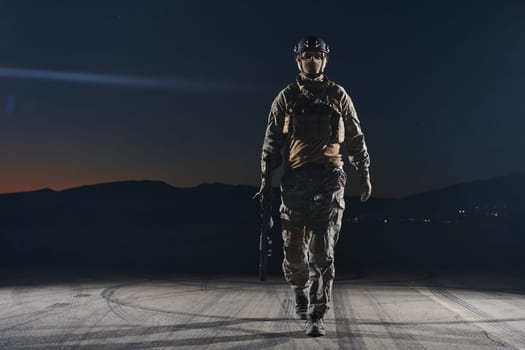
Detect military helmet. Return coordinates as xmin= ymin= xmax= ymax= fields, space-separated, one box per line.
xmin=293 ymin=35 xmax=330 ymax=56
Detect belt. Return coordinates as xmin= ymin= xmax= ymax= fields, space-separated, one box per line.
xmin=286 ymin=162 xmax=342 ymax=174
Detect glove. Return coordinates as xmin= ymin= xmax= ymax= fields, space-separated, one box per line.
xmin=358 ymin=168 xmax=372 ymax=202
xmin=253 ymin=157 xmax=274 ymax=201
xmin=252 ymin=177 xmax=267 ymax=201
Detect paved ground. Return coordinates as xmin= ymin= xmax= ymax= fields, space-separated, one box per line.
xmin=1 ymin=268 xmax=525 ymax=349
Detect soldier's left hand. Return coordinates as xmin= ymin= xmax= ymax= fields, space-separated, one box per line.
xmin=360 ymin=177 xmax=372 ymax=202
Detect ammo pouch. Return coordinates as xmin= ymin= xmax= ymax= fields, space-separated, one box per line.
xmin=283 ymin=100 xmax=345 ymax=143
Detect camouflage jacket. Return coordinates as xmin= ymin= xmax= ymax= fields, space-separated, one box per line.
xmin=260 ymin=73 xmax=370 ymax=178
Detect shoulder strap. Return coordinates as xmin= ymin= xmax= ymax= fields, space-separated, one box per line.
xmin=283 ymin=82 xmax=302 ymax=112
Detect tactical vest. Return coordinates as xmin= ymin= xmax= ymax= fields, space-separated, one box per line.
xmin=282 ymin=81 xmax=345 ymax=144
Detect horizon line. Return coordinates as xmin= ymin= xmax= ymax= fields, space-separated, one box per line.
xmin=0 ymin=172 xmax=523 ymax=199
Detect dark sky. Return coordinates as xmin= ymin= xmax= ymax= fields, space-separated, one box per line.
xmin=1 ymin=0 xmax=524 ymax=198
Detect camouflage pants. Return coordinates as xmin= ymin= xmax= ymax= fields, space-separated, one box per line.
xmin=279 ymin=163 xmax=346 ymax=317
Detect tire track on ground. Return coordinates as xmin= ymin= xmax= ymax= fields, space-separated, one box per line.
xmin=334 ymin=284 xmax=368 ymax=350
xmin=413 ymin=277 xmax=523 ymax=349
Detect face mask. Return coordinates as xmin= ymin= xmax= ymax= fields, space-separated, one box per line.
xmin=297 ymin=52 xmax=327 ymax=76
xmin=301 ymin=59 xmax=323 ymax=74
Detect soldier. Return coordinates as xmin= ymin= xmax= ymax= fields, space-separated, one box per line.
xmin=253 ymin=35 xmax=372 ymax=337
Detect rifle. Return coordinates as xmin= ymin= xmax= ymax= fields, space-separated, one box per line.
xmin=257 ymin=185 xmax=273 ymax=281
xmin=253 ymin=157 xmax=276 ymax=281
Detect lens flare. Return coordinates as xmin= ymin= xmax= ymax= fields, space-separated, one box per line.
xmin=0 ymin=67 xmax=242 ymax=92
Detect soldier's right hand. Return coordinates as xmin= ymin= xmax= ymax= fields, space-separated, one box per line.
xmin=252 ymin=190 xmax=262 ymax=200
xmin=252 ymin=180 xmax=266 ymax=200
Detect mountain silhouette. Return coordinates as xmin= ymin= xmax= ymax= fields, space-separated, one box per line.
xmin=399 ymin=172 xmax=525 ymax=217
xmin=0 ymin=174 xmax=523 ymax=274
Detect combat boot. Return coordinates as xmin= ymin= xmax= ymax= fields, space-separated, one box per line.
xmin=305 ymin=314 xmax=326 ymax=337
xmin=295 ymin=292 xmax=309 ymax=320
